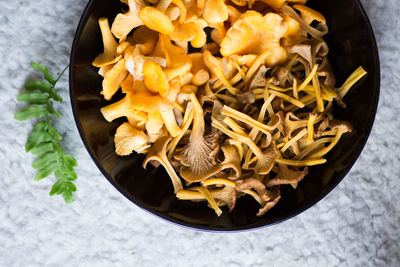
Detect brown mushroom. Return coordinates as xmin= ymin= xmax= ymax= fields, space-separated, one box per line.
xmin=249 ymin=65 xmax=270 ymax=89
xmin=143 ymin=136 xmax=183 ymax=193
xmin=180 ymin=94 xmax=220 ymax=182
xmin=266 ymin=164 xmax=308 ymax=186
xmin=212 ymin=118 xmax=278 ymax=175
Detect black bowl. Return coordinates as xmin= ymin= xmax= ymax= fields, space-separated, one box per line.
xmin=70 ymin=0 xmax=379 ymax=231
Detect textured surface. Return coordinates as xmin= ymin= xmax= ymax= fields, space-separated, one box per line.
xmin=0 ymin=0 xmax=399 ymax=266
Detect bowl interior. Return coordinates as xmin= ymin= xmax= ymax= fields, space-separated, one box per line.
xmin=70 ymin=0 xmax=379 ymax=231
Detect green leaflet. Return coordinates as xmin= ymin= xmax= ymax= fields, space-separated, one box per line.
xmin=24 ymin=81 xmax=62 ymax=102
xmin=17 ymin=93 xmax=49 ymax=105
xmin=25 ymin=121 xmax=50 ymax=152
xmin=31 ymin=62 xmax=56 ymax=85
xmin=14 ymin=106 xmax=49 ymax=121
xmin=50 ymin=180 xmax=76 ymax=204
xmin=31 ymin=142 xmax=53 ymax=155
xmin=15 ymin=62 xmax=77 ymax=204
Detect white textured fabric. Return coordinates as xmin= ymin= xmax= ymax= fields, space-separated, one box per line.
xmin=0 ymin=0 xmax=399 ymax=266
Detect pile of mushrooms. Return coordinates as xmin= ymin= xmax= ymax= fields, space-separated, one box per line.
xmin=93 ymin=0 xmax=367 ymax=216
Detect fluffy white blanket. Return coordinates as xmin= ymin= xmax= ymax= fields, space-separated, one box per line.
xmin=0 ymin=0 xmax=398 ymax=266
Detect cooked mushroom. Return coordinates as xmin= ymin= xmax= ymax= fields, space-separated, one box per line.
xmin=266 ymin=164 xmax=308 ymax=186
xmin=180 ymin=94 xmax=220 ymax=182
xmin=101 ymin=59 xmax=129 ymax=100
xmin=128 ymin=26 xmax=159 ymax=55
xmin=256 ymin=187 xmax=280 ymax=216
xmin=203 ymin=0 xmax=229 ymax=24
xmin=203 ymin=50 xmax=240 ymax=95
xmin=139 ymin=6 xmax=174 ymax=35
xmin=212 ymin=118 xmax=278 ymax=174
xmin=288 ymin=44 xmax=312 ymax=65
xmin=111 ymin=0 xmax=145 ymax=40
xmin=249 ymin=65 xmax=270 ymax=89
xmin=93 ymin=18 xmax=122 ymax=67
xmin=220 ymin=11 xmax=288 ymax=66
xmin=308 ymin=119 xmax=353 ymax=158
xmin=142 ymin=61 xmax=169 ymax=96
xmin=143 ymin=136 xmax=183 ymax=193
xmin=221 ymin=105 xmax=281 ymax=137
xmin=114 ymin=122 xmax=150 ymax=155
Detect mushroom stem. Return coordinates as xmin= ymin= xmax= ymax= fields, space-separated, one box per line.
xmin=308 ymin=128 xmax=345 ymax=158
xmin=212 ymin=118 xmax=277 ymax=174
xmin=276 ymin=157 xmax=326 ymax=166
xmin=143 ymin=137 xmax=183 ymax=193
xmin=167 ymin=103 xmax=193 ymax=159
xmin=202 ymin=178 xmax=265 ymax=206
xmin=337 ymin=66 xmax=367 ymax=98
xmin=281 ymin=128 xmax=307 ymax=153
xmin=196 ymin=186 xmax=223 ymax=216
xmin=221 ymin=105 xmax=280 ymax=136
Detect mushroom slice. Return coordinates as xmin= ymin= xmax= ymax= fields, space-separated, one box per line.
xmin=146 ymin=111 xmax=165 ymax=143
xmin=256 ymin=187 xmax=281 ymax=216
xmin=203 ymin=50 xmax=240 ymax=95
xmin=202 ymin=178 xmax=264 ymax=206
xmin=337 ymin=66 xmax=367 ymax=99
xmin=142 ymin=61 xmax=169 ymax=96
xmin=293 ymin=4 xmax=326 ymax=25
xmin=124 ymin=45 xmax=166 ymax=81
xmin=180 ymin=94 xmax=220 ymax=182
xmin=236 ymin=178 xmax=267 ymax=200
xmin=220 ymin=11 xmax=288 ymax=66
xmin=308 ymin=119 xmax=353 ymax=158
xmin=220 ymin=145 xmax=241 ymax=178
xmin=195 ymin=186 xmax=223 ymax=216
xmin=111 ymin=0 xmax=145 ymax=40
xmin=102 ymin=58 xmax=129 ymax=100
xmin=284 ymin=112 xmax=310 ymax=138
xmin=281 ymin=5 xmax=327 ymax=41
xmin=288 ymin=44 xmax=312 ymax=65
xmin=128 ymin=26 xmax=159 ymax=55
xmin=115 ymin=122 xmax=150 ymax=155
xmin=177 ymin=187 xmax=235 ymax=210
xmin=249 ymin=65 xmax=270 ymax=89
xmin=159 ymin=34 xmax=192 ymax=68
xmin=212 ymin=186 xmax=237 ymax=212
xmin=258 ymin=0 xmax=285 ymax=9
xmin=221 ymin=105 xmax=281 ymax=136
xmin=318 ymin=57 xmax=336 ymax=88
xmin=212 ymin=118 xmax=278 ymax=175
xmin=93 ymin=18 xmax=122 ymax=67
xmin=235 ymin=178 xmax=280 ymax=216
xmin=282 ymin=15 xmax=304 ymax=47
xmin=266 ymin=164 xmax=308 ymax=186
xmin=167 ymin=103 xmax=194 ymax=159
xmin=189 ymin=53 xmax=210 ymax=86
xmin=143 ymin=136 xmax=183 ymax=193
xmin=203 ymin=0 xmax=229 ymax=24
xmin=139 ymin=6 xmax=175 ymax=35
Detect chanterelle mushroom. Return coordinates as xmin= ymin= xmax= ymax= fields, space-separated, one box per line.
xmin=266 ymin=164 xmax=308 ymax=186
xmin=111 ymin=0 xmax=146 ymax=40
xmin=93 ymin=18 xmax=122 ymax=67
xmin=180 ymin=93 xmax=220 ymax=182
xmin=115 ymin=122 xmax=150 ymax=155
xmin=220 ymin=11 xmax=288 ymax=66
xmin=143 ymin=136 xmax=183 ymax=193
xmin=211 ymin=118 xmax=278 ymax=175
